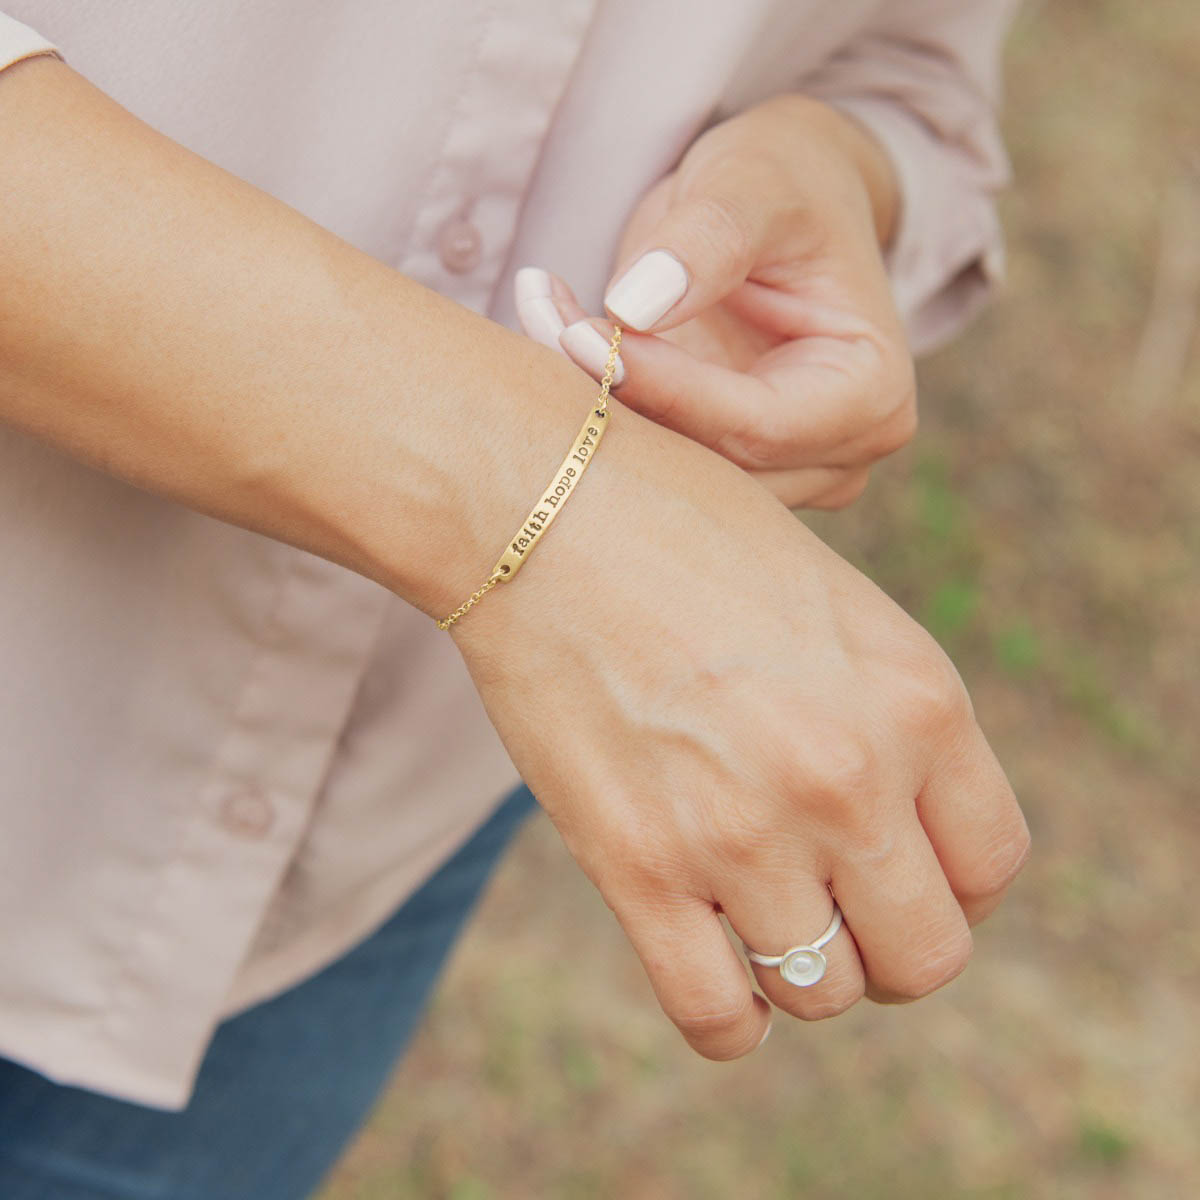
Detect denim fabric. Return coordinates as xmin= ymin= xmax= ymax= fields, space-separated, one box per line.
xmin=0 ymin=782 xmax=539 ymax=1200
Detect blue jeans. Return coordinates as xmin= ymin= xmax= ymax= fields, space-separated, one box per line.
xmin=0 ymin=782 xmax=539 ymax=1200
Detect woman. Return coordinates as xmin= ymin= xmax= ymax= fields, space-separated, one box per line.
xmin=0 ymin=3 xmax=1029 ymax=1196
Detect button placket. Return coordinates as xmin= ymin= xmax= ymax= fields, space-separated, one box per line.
xmin=396 ymin=1 xmax=601 ymax=311
xmin=98 ymin=552 xmax=393 ymax=1107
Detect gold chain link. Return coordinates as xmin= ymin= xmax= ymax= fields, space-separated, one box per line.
xmin=436 ymin=325 xmax=622 ymax=631
xmin=595 ymin=324 xmax=622 ymax=415
xmin=434 ymin=572 xmax=505 ymax=631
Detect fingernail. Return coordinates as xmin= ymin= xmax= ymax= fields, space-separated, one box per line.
xmin=520 ymin=297 xmax=567 ymax=350
xmin=757 ymin=1020 xmax=774 ymax=1049
xmin=514 ymin=267 xmax=567 ymax=351
xmin=604 ymin=249 xmax=689 ymax=331
xmin=559 ymin=320 xmax=626 ymax=387
xmin=514 ymin=266 xmax=553 ymax=305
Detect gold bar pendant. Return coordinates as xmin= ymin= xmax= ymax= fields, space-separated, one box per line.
xmin=491 ymin=404 xmax=610 ymax=581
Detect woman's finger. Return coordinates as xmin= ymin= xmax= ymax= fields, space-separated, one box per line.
xmin=611 ymin=891 xmax=773 ymax=1060
xmin=720 ymin=878 xmax=866 ymax=1022
xmin=802 ymin=466 xmax=871 ymax=510
xmin=514 ymin=273 xmax=867 ymax=508
xmin=601 ymin=150 xmax=792 ymax=333
xmin=751 ymin=465 xmax=869 ymax=510
xmin=519 ymin=264 xmax=912 ymax=478
xmin=830 ymin=817 xmax=974 ymax=1004
xmin=557 ymin=314 xmax=890 ymax=471
xmin=513 ymin=267 xmax=578 ymax=354
xmin=916 ymin=719 xmax=1031 ymax=927
xmin=515 ymin=267 xmax=632 ymax=387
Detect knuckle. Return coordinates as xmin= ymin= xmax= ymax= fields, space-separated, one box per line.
xmin=757 ymin=469 xmax=805 ymax=507
xmin=874 ymin=390 xmax=918 ymax=457
xmin=857 ymin=336 xmax=913 ymax=407
xmin=811 ymin=469 xmax=870 ymax=511
xmin=585 ymin=805 xmax=686 ymax=900
xmin=849 ymin=348 xmax=917 ymax=461
xmin=614 ymin=845 xmax=687 ymax=901
xmin=671 ymin=991 xmax=759 ymax=1054
xmin=786 ymin=729 xmax=881 ymax=828
xmin=716 ymin=413 xmax=783 ymax=470
xmin=964 ymin=821 xmax=1033 ymax=901
xmin=903 ymin=656 xmax=973 ymax=737
xmin=686 ymin=192 xmax=757 ymax=266
xmin=705 ymin=813 xmax=774 ymax=872
xmin=882 ymin=926 xmax=974 ymax=1002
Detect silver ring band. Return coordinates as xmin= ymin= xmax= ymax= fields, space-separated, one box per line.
xmin=742 ymin=903 xmax=843 ymax=988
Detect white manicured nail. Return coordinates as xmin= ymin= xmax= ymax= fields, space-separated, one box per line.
xmin=559 ymin=321 xmax=625 ymax=387
xmin=514 ymin=266 xmax=553 ymax=305
xmin=757 ymin=1020 xmax=774 ymax=1049
xmin=514 ymin=268 xmax=567 ymax=351
xmin=519 ymin=297 xmax=567 ymax=350
xmin=604 ymin=249 xmax=689 ymax=330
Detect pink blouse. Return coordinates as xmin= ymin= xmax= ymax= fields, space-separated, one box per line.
xmin=0 ymin=0 xmax=1017 ymax=1109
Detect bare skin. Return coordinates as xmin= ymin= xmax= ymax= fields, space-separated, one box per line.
xmin=0 ymin=56 xmax=1029 ymax=1058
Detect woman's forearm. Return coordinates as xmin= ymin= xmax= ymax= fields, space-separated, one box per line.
xmin=0 ymin=55 xmax=609 ymax=620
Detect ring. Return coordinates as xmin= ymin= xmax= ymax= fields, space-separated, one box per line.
xmin=741 ymin=903 xmax=843 ymax=988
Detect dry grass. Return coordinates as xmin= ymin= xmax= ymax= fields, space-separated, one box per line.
xmin=322 ymin=4 xmax=1200 ymax=1196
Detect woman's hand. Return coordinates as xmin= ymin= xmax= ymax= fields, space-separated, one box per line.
xmin=451 ymin=400 xmax=1030 ymax=1057
xmin=516 ymin=94 xmax=915 ymax=509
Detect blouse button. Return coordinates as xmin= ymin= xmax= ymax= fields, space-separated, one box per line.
xmin=219 ymin=788 xmax=275 ymax=838
xmin=436 ymin=214 xmax=483 ymax=274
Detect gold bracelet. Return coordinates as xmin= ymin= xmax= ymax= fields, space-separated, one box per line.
xmin=436 ymin=325 xmax=623 ymax=631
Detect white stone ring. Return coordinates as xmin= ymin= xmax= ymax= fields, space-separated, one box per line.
xmin=741 ymin=903 xmax=844 ymax=988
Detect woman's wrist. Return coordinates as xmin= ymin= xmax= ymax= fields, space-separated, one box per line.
xmin=813 ymin=99 xmax=902 ymax=249
xmin=354 ymin=313 xmax=631 ymax=622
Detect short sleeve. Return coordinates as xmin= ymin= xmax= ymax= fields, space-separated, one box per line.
xmin=0 ymin=12 xmax=59 ymax=74
xmin=798 ymin=0 xmax=1020 ymax=355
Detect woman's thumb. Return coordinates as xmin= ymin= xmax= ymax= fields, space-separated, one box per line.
xmin=603 ymin=166 xmax=773 ymax=333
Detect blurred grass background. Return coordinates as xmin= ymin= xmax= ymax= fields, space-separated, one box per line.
xmin=324 ymin=3 xmax=1200 ymax=1196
